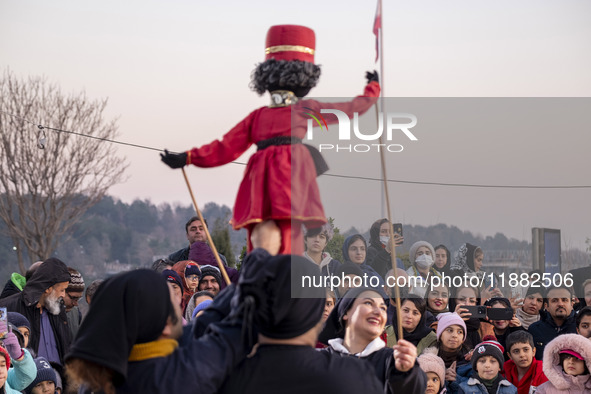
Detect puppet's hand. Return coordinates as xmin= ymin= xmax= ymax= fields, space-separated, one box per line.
xmin=366 ymin=70 xmax=379 ymax=84
xmin=161 ymin=149 xmax=187 ymax=169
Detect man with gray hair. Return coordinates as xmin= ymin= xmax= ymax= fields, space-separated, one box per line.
xmin=0 ymin=258 xmax=72 ymax=365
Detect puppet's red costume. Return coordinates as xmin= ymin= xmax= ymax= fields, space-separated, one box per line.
xmin=181 ymin=25 xmax=380 ymax=254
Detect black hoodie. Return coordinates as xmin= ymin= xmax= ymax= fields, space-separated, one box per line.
xmin=0 ymin=258 xmax=72 ymax=365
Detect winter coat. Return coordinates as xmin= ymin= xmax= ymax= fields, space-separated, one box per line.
xmin=366 ymin=244 xmax=404 ymax=279
xmin=168 ymin=246 xmax=228 ymax=266
xmin=528 ymin=310 xmax=577 ymax=360
xmin=458 ymin=376 xmax=517 ymax=394
xmin=503 ymin=358 xmax=547 ymax=394
xmin=0 ymin=259 xmax=72 ymax=365
xmin=536 ymin=333 xmax=591 ymax=393
xmin=3 ymin=349 xmax=37 ymax=394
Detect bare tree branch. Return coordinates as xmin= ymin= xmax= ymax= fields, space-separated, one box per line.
xmin=0 ymin=68 xmax=128 ymax=272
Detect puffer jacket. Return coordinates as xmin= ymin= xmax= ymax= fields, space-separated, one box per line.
xmin=536 ymin=333 xmax=591 ymax=393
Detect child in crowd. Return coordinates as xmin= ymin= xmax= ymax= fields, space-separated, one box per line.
xmin=459 ymin=337 xmax=517 ymax=394
xmin=418 ymin=349 xmax=448 ymax=394
xmin=432 ymin=312 xmax=472 ymax=392
xmin=503 ymin=331 xmax=547 ymax=394
xmin=24 ymin=357 xmax=57 ymax=394
xmin=536 ymin=333 xmax=591 ymax=393
xmin=485 ymin=297 xmax=524 ymax=361
xmin=0 ymin=321 xmax=36 ymax=394
xmin=577 ymin=306 xmax=591 ymax=339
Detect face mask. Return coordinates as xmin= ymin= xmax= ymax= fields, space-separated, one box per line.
xmin=415 ymin=254 xmax=434 ymax=269
xmin=380 ymin=236 xmax=389 ymax=246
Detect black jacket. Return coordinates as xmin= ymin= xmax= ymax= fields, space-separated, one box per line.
xmin=0 ymin=258 xmax=72 ymax=365
xmin=323 ymin=346 xmax=426 ymax=394
xmin=528 ymin=309 xmax=577 ymax=360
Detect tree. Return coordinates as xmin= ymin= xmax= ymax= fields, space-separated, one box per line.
xmin=211 ymin=217 xmax=236 ymax=267
xmin=0 ymin=69 xmax=126 ymax=273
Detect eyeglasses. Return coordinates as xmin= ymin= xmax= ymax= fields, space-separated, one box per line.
xmin=186 ymin=275 xmax=200 ymax=281
xmin=66 ymin=293 xmax=82 ymax=302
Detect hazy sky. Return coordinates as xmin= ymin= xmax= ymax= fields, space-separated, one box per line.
xmin=2 ymin=1 xmax=590 ymax=250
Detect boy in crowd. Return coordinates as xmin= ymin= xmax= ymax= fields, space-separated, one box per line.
xmin=459 ymin=337 xmax=517 ymax=394
xmin=503 ymin=331 xmax=547 ymax=394
xmin=576 ymin=306 xmax=591 ymax=339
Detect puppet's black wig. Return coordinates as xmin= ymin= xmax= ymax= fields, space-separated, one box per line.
xmin=250 ymin=59 xmax=321 ymax=96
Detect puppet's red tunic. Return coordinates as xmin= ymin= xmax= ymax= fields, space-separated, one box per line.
xmin=187 ymin=81 xmax=380 ymax=230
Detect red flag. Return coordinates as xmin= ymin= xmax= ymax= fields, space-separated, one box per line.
xmin=373 ymin=0 xmax=382 ymax=62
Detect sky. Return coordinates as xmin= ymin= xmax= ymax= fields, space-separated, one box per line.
xmin=2 ymin=1 xmax=590 ymax=250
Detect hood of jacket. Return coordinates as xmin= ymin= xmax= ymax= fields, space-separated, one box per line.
xmin=542 ymin=333 xmax=591 ymax=390
xmin=22 ymin=258 xmax=70 ymax=307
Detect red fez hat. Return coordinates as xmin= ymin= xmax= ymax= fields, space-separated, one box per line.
xmin=265 ymin=25 xmax=315 ymax=63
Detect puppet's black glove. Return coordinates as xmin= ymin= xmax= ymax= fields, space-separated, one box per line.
xmin=160 ymin=149 xmax=187 ymax=169
xmin=366 ymin=70 xmax=379 ymax=84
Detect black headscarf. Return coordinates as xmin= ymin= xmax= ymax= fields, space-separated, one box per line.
xmin=66 ymin=269 xmax=173 ymax=385
xmin=392 ymin=295 xmax=434 ymax=346
xmin=318 ymin=286 xmax=388 ymax=344
xmin=369 ymin=218 xmax=389 ymax=248
xmin=237 ymin=254 xmax=326 ymax=340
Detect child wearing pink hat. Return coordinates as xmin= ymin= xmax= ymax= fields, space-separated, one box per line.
xmin=536 ymin=333 xmax=591 ymax=393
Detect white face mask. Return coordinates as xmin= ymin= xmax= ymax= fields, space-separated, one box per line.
xmin=379 ymin=235 xmax=389 ymax=246
xmin=415 ymin=254 xmax=434 ymax=269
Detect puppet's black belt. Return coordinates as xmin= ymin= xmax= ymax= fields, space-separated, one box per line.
xmin=256 ymin=136 xmax=328 ymax=176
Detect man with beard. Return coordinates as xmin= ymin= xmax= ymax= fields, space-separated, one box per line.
xmin=528 ymin=285 xmax=577 ymax=360
xmin=0 ymin=258 xmax=71 ymax=366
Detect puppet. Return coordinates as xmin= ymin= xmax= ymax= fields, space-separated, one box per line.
xmin=162 ymin=25 xmax=380 ymax=254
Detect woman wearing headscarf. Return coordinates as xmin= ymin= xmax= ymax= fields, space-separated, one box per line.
xmin=366 ymin=218 xmax=405 ymax=278
xmin=385 ymin=294 xmax=437 ymax=355
xmin=434 ymin=244 xmax=451 ymax=275
xmin=450 ymin=243 xmax=502 ymax=302
xmin=342 ymin=234 xmax=385 ymax=288
xmin=319 ymin=287 xmax=426 ymax=393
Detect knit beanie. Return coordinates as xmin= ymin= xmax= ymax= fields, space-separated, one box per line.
xmin=184 ymin=262 xmax=201 ymax=278
xmin=436 ymin=312 xmax=467 ymax=341
xmin=161 ymin=269 xmax=184 ymax=295
xmin=409 ymin=241 xmax=435 ymax=263
xmin=7 ymin=311 xmax=31 ymax=332
xmin=199 ymin=266 xmax=222 ymax=288
xmin=417 ymin=348 xmax=446 ymax=387
xmin=471 ymin=336 xmax=505 ymax=372
xmin=67 ymin=267 xmax=85 ymax=292
xmin=25 ymin=357 xmax=57 ymax=394
xmin=0 ymin=347 xmax=10 ymax=370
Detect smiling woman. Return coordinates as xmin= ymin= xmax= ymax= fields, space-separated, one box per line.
xmin=319 ymin=287 xmax=427 ymax=394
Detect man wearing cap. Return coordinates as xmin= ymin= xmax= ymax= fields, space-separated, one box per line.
xmin=0 ymin=258 xmax=72 ymax=366
xmin=197 ymin=266 xmax=222 ymax=297
xmin=161 ymin=24 xmax=380 ymax=255
xmin=64 ymin=267 xmax=85 ymax=339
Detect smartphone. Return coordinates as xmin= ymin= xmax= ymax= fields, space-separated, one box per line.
xmin=392 ymin=223 xmax=403 ymax=244
xmin=463 ymin=305 xmax=487 ymax=319
xmin=487 ymin=307 xmax=514 ymax=321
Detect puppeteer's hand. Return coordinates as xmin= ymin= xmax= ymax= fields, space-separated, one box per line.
xmin=366 ymin=70 xmax=379 ymax=84
xmin=160 ymin=149 xmax=187 ymax=169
